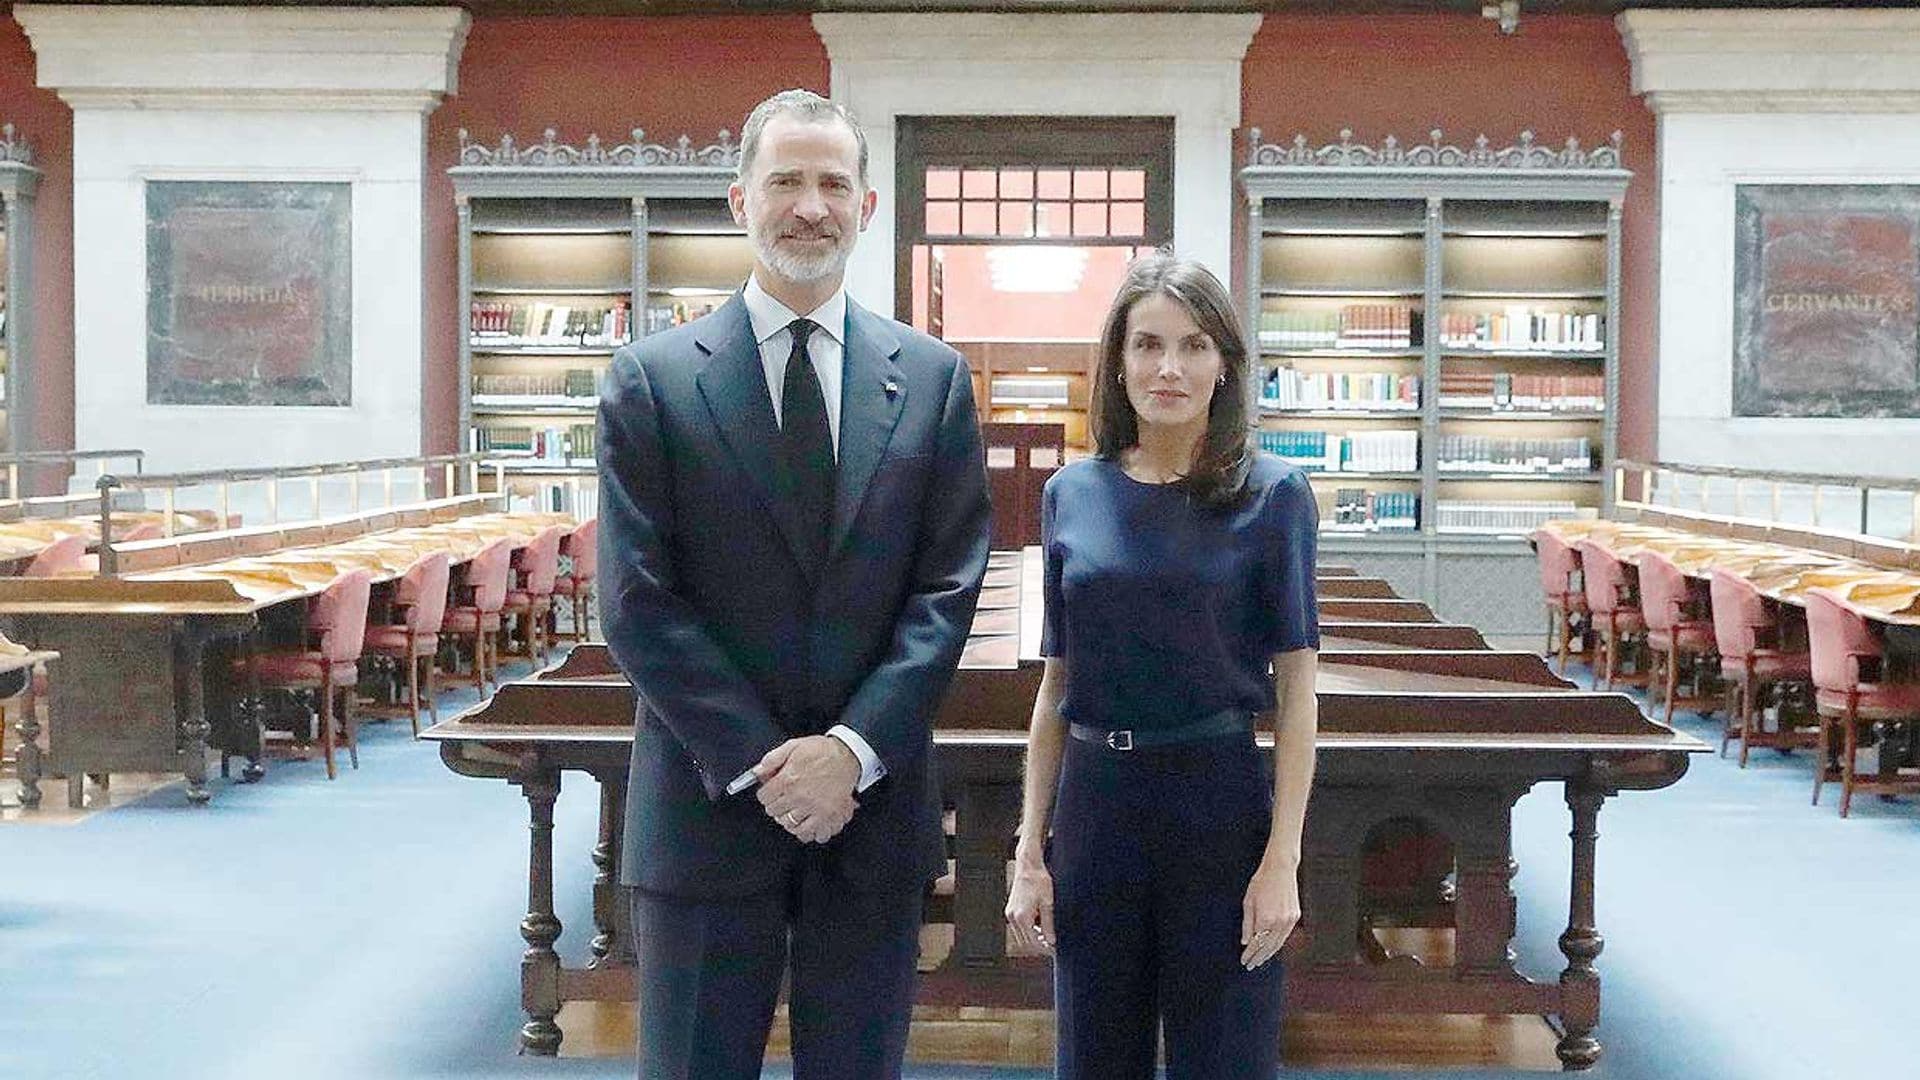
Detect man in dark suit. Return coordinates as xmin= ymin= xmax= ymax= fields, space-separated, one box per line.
xmin=597 ymin=88 xmax=992 ymax=1080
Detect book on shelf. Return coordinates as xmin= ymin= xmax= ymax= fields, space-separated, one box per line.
xmin=472 ymin=422 xmax=597 ymax=464
xmin=990 ymin=376 xmax=1071 ymax=408
xmin=1258 ymin=429 xmax=1418 ymax=474
xmin=1258 ymin=305 xmax=1418 ymax=350
xmin=644 ymin=298 xmax=724 ymax=335
xmin=471 ymin=370 xmax=602 ymax=406
xmin=1262 ymin=368 xmax=1420 ymax=412
xmin=1436 ymin=372 xmax=1604 ymax=412
xmin=471 ymin=299 xmax=629 ymax=348
xmin=1435 ymin=500 xmax=1592 ymax=535
xmin=1327 ymin=487 xmax=1420 ymax=534
xmin=1435 ymin=434 xmax=1592 ymax=474
xmin=1439 ymin=309 xmax=1603 ymax=352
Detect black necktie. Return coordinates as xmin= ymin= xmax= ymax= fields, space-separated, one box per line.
xmin=779 ymin=317 xmax=835 ymax=568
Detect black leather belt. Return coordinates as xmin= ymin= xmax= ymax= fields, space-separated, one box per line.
xmin=1069 ymin=709 xmax=1252 ymax=752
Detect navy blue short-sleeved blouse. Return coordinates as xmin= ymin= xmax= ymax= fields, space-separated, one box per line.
xmin=1038 ymin=452 xmax=1319 ymax=731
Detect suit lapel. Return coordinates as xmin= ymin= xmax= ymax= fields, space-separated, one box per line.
xmin=829 ymin=301 xmax=907 ymax=562
xmin=694 ymin=295 xmax=818 ymax=579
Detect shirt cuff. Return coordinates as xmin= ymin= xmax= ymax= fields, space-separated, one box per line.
xmin=827 ymin=725 xmax=886 ymax=792
xmin=724 ymin=767 xmax=759 ymax=796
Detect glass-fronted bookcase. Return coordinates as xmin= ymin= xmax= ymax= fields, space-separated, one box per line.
xmin=1241 ymin=130 xmax=1630 ymax=634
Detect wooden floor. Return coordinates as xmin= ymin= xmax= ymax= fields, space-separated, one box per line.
xmin=558 ymin=926 xmax=1560 ymax=1070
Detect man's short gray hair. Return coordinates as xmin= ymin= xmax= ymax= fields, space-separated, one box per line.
xmin=737 ymin=89 xmax=869 ymax=188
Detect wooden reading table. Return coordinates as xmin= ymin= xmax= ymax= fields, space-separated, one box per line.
xmin=426 ymin=549 xmax=1703 ymax=1070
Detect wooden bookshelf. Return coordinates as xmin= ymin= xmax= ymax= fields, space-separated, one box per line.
xmin=0 ymin=124 xmax=40 ymax=458
xmin=450 ymin=130 xmax=750 ymax=476
xmin=1241 ymin=130 xmax=1629 ymax=633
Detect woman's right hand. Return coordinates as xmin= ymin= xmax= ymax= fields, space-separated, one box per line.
xmin=1005 ymin=858 xmax=1056 ymax=956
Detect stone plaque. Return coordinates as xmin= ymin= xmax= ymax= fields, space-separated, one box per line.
xmin=147 ymin=181 xmax=351 ymax=406
xmin=1734 ymin=184 xmax=1920 ymax=418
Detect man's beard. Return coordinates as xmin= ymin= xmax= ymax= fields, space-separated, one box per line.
xmin=749 ymin=219 xmax=853 ymax=284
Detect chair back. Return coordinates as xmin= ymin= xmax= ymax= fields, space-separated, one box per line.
xmin=119 ymin=521 xmax=166 ymax=543
xmin=1535 ymin=529 xmax=1581 ymax=600
xmin=24 ymin=534 xmax=88 ymax=578
xmin=1709 ymin=567 xmax=1774 ymax=661
xmin=517 ymin=526 xmax=565 ymax=596
xmin=1637 ymin=550 xmax=1691 ymax=633
xmin=395 ymin=552 xmax=451 ymax=633
xmin=309 ymin=569 xmax=374 ymax=664
xmin=1574 ymin=540 xmax=1635 ymax=616
xmin=1805 ymin=587 xmax=1881 ymax=694
xmin=561 ymin=518 xmax=598 ymax=582
xmin=464 ymin=539 xmax=514 ymax=613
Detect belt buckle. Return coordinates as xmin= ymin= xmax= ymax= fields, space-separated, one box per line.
xmin=1106 ymin=729 xmax=1134 ymax=752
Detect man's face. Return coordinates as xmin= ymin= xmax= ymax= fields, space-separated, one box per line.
xmin=729 ymin=113 xmax=877 ymax=288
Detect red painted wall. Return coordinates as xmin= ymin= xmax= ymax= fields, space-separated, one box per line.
xmin=0 ymin=11 xmax=73 ymax=474
xmin=422 ymin=15 xmax=830 ymax=453
xmin=1240 ymin=13 xmax=1660 ymax=461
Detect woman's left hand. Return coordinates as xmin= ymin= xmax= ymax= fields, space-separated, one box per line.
xmin=1240 ymin=856 xmax=1301 ymax=970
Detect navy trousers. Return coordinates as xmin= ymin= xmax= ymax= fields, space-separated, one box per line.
xmin=1050 ymin=728 xmax=1285 ymax=1079
xmin=631 ymin=848 xmax=924 ymax=1080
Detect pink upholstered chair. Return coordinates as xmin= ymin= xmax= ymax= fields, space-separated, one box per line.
xmin=1710 ymin=567 xmax=1813 ymax=766
xmin=1638 ymin=550 xmax=1717 ymax=724
xmin=24 ymin=535 xmax=88 ymax=578
xmin=364 ymin=552 xmax=450 ymax=736
xmin=1535 ymin=530 xmax=1588 ymax=673
xmin=501 ymin=526 xmax=565 ymax=666
xmin=1574 ymin=539 xmax=1646 ymax=691
xmin=1805 ymin=587 xmax=1920 ymax=817
xmin=552 ymin=518 xmax=598 ymax=643
xmin=234 ymin=569 xmax=373 ymax=780
xmin=442 ymin=539 xmax=513 ymax=691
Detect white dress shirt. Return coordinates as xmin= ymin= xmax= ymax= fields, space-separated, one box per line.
xmin=728 ymin=274 xmax=885 ymax=794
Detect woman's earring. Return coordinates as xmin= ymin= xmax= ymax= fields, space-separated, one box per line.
xmin=1216 ymin=372 xmax=1228 ymax=387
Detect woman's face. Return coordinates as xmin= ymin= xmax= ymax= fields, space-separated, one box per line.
xmin=1121 ymin=292 xmax=1224 ymax=435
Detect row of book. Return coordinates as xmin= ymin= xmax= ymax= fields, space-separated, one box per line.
xmin=1437 ymin=309 xmax=1604 ymax=352
xmin=644 ymin=298 xmax=724 ymax=335
xmin=1437 ymin=372 xmax=1604 ymax=412
xmin=1327 ymin=488 xmax=1419 ymax=533
xmin=991 ymin=376 xmax=1072 ymax=408
xmin=472 ymin=423 xmax=596 ymax=463
xmin=1259 ymin=430 xmax=1419 ymax=474
xmin=1257 ymin=306 xmax=1419 ymax=350
xmin=471 ymin=300 xmax=630 ymax=347
xmin=1434 ymin=500 xmax=1586 ymax=535
xmin=1434 ymin=435 xmax=1592 ymax=474
xmin=1260 ymin=369 xmax=1420 ymax=412
xmin=471 ymin=370 xmax=600 ymax=404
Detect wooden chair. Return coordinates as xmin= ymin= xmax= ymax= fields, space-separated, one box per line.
xmin=233 ymin=569 xmax=373 ymax=780
xmin=552 ymin=518 xmax=598 ymax=643
xmin=1574 ymin=539 xmax=1646 ymax=690
xmin=1709 ymin=567 xmax=1813 ymax=766
xmin=501 ymin=526 xmax=565 ymax=667
xmin=442 ymin=539 xmax=513 ymax=691
xmin=1805 ymin=587 xmax=1920 ymax=817
xmin=363 ymin=552 xmax=450 ymax=737
xmin=1638 ymin=550 xmax=1718 ymax=724
xmin=1535 ymin=529 xmax=1587 ymax=672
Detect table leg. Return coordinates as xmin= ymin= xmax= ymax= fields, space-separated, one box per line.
xmin=14 ymin=677 xmax=41 ymax=808
xmin=519 ymin=761 xmax=563 ymax=1055
xmin=1557 ymin=785 xmax=1605 ymax=1071
xmin=590 ymin=778 xmax=617 ymax=964
xmin=176 ymin=635 xmax=212 ymax=805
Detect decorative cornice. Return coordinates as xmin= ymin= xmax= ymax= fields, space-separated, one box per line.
xmin=0 ymin=124 xmax=30 ymax=165
xmin=14 ymin=4 xmax=470 ymax=113
xmin=1245 ymin=129 xmax=1625 ymax=172
xmin=814 ymin=12 xmax=1261 ymax=65
xmin=1617 ymin=9 xmax=1920 ymax=115
xmin=455 ymin=128 xmax=741 ymax=170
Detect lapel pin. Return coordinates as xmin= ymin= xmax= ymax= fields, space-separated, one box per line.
xmin=884 ymin=380 xmax=899 ymax=396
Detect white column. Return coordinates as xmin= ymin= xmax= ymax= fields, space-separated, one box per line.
xmin=16 ymin=4 xmax=470 ymax=473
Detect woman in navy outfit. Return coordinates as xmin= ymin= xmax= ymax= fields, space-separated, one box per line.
xmin=1004 ymin=252 xmax=1319 ymax=1079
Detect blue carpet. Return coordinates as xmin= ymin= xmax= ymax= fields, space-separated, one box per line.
xmin=3 ymin=657 xmax=1913 ymax=1079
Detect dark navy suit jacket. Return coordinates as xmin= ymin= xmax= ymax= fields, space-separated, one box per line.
xmin=597 ymin=293 xmax=991 ymax=900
